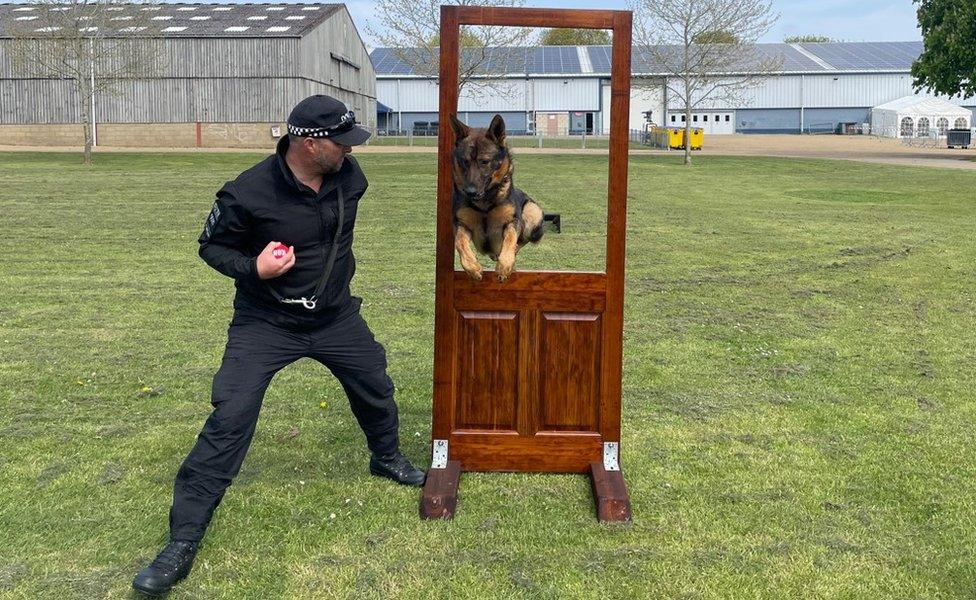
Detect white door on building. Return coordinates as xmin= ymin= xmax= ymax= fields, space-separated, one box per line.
xmin=667 ymin=111 xmax=735 ymax=134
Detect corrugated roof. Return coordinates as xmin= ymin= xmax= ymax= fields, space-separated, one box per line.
xmin=800 ymin=41 xmax=922 ymax=71
xmin=370 ymin=46 xmax=583 ymax=76
xmin=372 ymin=41 xmax=925 ymax=77
xmin=0 ymin=3 xmax=341 ymax=38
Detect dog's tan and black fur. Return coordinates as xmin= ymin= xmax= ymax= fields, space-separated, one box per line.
xmin=451 ymin=113 xmax=544 ymax=282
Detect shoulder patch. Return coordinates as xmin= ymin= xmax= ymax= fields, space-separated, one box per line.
xmin=201 ymin=200 xmax=221 ymax=241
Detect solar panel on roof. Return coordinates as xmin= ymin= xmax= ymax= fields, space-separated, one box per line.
xmin=800 ymin=42 xmax=922 ymax=70
xmin=370 ymin=42 xmax=924 ymax=76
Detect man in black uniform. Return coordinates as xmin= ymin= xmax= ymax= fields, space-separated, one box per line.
xmin=132 ymin=95 xmax=425 ymax=597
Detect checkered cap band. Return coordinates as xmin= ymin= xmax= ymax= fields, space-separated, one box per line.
xmin=288 ymin=124 xmax=331 ymax=137
xmin=287 ymin=110 xmax=356 ymax=138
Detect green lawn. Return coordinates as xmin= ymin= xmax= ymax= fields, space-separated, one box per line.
xmin=1 ymin=150 xmax=974 ymax=599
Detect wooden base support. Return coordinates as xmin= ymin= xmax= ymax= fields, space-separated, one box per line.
xmin=420 ymin=460 xmax=461 ymax=519
xmin=589 ymin=461 xmax=631 ymax=522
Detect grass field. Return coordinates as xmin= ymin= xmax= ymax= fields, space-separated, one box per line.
xmin=1 ymin=150 xmax=975 ymax=599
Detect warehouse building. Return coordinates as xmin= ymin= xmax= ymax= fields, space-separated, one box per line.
xmin=0 ymin=2 xmax=375 ymax=147
xmin=371 ymin=42 xmax=976 ymax=136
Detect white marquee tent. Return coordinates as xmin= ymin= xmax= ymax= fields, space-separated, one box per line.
xmin=871 ymin=96 xmax=972 ymax=138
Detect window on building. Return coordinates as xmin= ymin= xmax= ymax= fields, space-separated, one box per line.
xmin=954 ymin=117 xmax=968 ymax=129
xmin=693 ymin=115 xmax=698 ymax=122
xmin=725 ymin=115 xmax=730 ymax=122
xmin=899 ymin=117 xmax=914 ymax=137
xmin=681 ymin=115 xmax=686 ymax=122
xmin=917 ymin=117 xmax=930 ymax=137
xmin=703 ymin=115 xmax=708 ymax=122
xmin=671 ymin=115 xmax=676 ymax=123
xmin=936 ymin=117 xmax=949 ymax=135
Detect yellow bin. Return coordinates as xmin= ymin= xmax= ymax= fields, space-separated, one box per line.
xmin=666 ymin=127 xmax=684 ymax=149
xmin=652 ymin=127 xmax=703 ymax=150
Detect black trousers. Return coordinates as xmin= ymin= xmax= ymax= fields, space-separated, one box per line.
xmin=168 ymin=306 xmax=399 ymax=543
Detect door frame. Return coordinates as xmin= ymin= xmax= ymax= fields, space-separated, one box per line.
xmin=423 ymin=5 xmax=632 ymax=522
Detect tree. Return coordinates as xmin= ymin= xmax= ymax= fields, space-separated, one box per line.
xmin=429 ymin=30 xmax=487 ymax=48
xmin=783 ymin=34 xmax=832 ymax=43
xmin=367 ymin=0 xmax=532 ymax=96
xmin=539 ymin=28 xmax=610 ymax=46
xmin=692 ymin=30 xmax=737 ymax=44
xmin=630 ymin=0 xmax=780 ymax=165
xmin=912 ymin=0 xmax=976 ymax=98
xmin=4 ymin=0 xmax=163 ymax=165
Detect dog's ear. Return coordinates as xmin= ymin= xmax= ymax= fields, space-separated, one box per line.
xmin=486 ymin=114 xmax=506 ymax=143
xmin=449 ymin=114 xmax=470 ymax=144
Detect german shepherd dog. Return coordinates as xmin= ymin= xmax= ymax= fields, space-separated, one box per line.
xmin=451 ymin=113 xmax=544 ymax=282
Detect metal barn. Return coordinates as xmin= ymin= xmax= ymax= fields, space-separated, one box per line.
xmin=0 ymin=2 xmax=376 ymax=147
xmin=372 ymin=42 xmax=976 ymax=136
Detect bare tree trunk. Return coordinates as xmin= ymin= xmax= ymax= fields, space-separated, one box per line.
xmin=684 ymin=75 xmax=692 ymax=166
xmin=79 ymin=78 xmax=93 ymax=166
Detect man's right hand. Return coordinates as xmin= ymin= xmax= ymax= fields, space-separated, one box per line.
xmin=256 ymin=241 xmax=295 ymax=280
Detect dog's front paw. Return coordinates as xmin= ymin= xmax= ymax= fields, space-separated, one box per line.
xmin=461 ymin=261 xmax=484 ymax=281
xmin=495 ymin=262 xmax=513 ymax=282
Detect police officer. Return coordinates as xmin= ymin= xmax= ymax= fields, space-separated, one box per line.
xmin=133 ymin=95 xmax=425 ymax=596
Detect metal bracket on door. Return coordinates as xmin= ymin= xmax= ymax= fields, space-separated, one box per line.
xmin=431 ymin=439 xmax=449 ymax=469
xmin=603 ymin=442 xmax=620 ymax=471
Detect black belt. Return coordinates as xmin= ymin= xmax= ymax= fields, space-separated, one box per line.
xmin=265 ymin=187 xmax=345 ymax=311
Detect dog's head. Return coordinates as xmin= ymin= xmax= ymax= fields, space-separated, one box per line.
xmin=450 ymin=113 xmax=512 ymax=202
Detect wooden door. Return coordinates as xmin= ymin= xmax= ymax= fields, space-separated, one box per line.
xmin=424 ymin=6 xmax=632 ymax=520
xmin=546 ymin=114 xmax=558 ymax=136
xmin=446 ymin=272 xmax=608 ymax=472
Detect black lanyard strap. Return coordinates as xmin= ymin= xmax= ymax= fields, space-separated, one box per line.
xmin=266 ymin=186 xmax=345 ymax=311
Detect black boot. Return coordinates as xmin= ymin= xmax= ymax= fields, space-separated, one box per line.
xmin=369 ymin=450 xmax=426 ymax=486
xmin=132 ymin=540 xmax=198 ymax=596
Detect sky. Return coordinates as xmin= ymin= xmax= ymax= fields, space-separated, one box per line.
xmin=345 ymin=0 xmax=922 ymax=49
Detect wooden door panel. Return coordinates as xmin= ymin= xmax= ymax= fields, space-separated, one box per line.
xmin=454 ymin=311 xmax=519 ymax=431
xmin=449 ymin=430 xmax=601 ymax=472
xmin=538 ymin=313 xmax=602 ymax=432
xmin=453 ymin=271 xmax=607 ymax=312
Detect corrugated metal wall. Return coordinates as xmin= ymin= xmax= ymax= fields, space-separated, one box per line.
xmin=0 ymin=9 xmax=376 ymax=126
xmin=734 ymin=108 xmax=800 ymax=133
xmin=299 ymin=7 xmax=375 ymax=95
xmin=390 ymin=110 xmax=528 ymax=132
xmin=158 ymin=37 xmax=300 ymax=78
xmin=531 ymin=78 xmax=599 ymax=111
xmin=377 ymin=77 xmax=600 ymax=113
xmin=0 ymin=78 xmax=79 ymax=123
xmin=799 ymin=74 xmax=917 ymax=108
xmin=666 ymin=73 xmax=971 ymax=110
xmin=803 ymin=107 xmax=871 ymax=131
xmin=0 ymin=37 xmax=299 ymax=79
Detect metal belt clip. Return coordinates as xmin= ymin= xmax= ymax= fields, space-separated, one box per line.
xmin=280 ymin=296 xmax=317 ymax=310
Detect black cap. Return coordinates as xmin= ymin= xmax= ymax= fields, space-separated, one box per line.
xmin=287 ymin=95 xmax=371 ymax=146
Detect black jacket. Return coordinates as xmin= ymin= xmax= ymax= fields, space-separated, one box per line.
xmin=198 ymin=136 xmax=368 ymax=328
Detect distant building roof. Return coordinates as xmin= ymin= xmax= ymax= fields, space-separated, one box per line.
xmin=0 ymin=3 xmax=342 ymax=38
xmin=371 ymin=41 xmax=925 ymax=77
